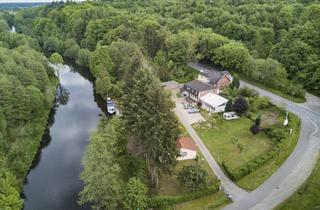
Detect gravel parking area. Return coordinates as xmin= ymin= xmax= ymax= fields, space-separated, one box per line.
xmin=173 ymin=93 xmax=205 ymax=125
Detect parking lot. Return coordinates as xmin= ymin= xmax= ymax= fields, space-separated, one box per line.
xmin=172 ymin=92 xmax=205 ymax=125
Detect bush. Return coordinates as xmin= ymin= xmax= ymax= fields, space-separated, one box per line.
xmin=265 ymin=127 xmax=287 ymax=142
xmin=147 ymin=184 xmax=219 ymax=208
xmin=255 ymin=116 xmax=261 ymax=126
xmin=123 ymin=177 xmax=148 ymax=210
xmin=178 ymin=164 xmax=208 ymax=192
xmin=250 ymin=125 xmax=261 ymax=135
xmin=239 ymin=87 xmax=258 ymax=97
xmin=197 ymin=101 xmax=202 ymax=108
xmin=233 ymin=96 xmax=249 ymax=116
xmin=225 ymin=99 xmax=233 ymax=112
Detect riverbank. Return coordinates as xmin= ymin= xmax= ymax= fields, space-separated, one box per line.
xmin=22 ymin=64 xmax=103 ymax=210
xmin=18 ymin=78 xmax=58 ymax=186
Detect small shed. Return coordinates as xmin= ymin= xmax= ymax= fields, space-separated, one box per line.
xmin=177 ymin=137 xmax=197 ymax=161
xmin=200 ymin=93 xmax=228 ymax=113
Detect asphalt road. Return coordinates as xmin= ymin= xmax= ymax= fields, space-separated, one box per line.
xmin=187 ymin=63 xmax=320 ymax=210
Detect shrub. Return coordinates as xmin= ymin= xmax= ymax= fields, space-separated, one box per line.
xmin=123 ymin=177 xmax=148 ymax=210
xmin=231 ymin=74 xmax=240 ymax=89
xmin=265 ymin=127 xmax=287 ymax=142
xmin=233 ymin=96 xmax=249 ymax=116
xmin=178 ymin=164 xmax=208 ymax=192
xmin=255 ymin=116 xmax=261 ymax=126
xmin=239 ymin=87 xmax=258 ymax=97
xmin=250 ymin=125 xmax=260 ymax=135
xmin=197 ymin=101 xmax=202 ymax=108
xmin=225 ymin=99 xmax=233 ymax=112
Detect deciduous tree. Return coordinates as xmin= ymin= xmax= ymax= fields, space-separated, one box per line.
xmin=178 ymin=164 xmax=208 ymax=192
xmin=123 ymin=177 xmax=148 ymax=210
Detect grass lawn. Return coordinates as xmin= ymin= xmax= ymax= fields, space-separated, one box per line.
xmin=175 ymin=191 xmax=230 ymax=210
xmin=157 ymin=151 xmax=216 ymax=196
xmin=236 ymin=115 xmax=300 ymax=190
xmin=194 ymin=117 xmax=274 ymax=170
xmin=241 ymin=77 xmax=306 ymax=103
xmin=275 ymin=157 xmax=320 ymax=210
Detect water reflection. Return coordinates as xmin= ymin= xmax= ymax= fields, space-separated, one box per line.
xmin=22 ymin=64 xmax=102 ymax=210
xmin=56 ymin=84 xmax=70 ymax=105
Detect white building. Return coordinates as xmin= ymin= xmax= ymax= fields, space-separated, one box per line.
xmin=200 ymin=93 xmax=228 ymax=113
xmin=177 ymin=137 xmax=197 ymax=161
xmin=223 ymin=112 xmax=240 ymax=120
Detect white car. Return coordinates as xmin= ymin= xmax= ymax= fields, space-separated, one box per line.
xmin=183 ymin=103 xmax=193 ymax=109
xmin=188 ymin=108 xmax=200 ymax=114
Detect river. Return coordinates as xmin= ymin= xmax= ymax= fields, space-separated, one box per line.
xmin=22 ymin=64 xmax=106 ymax=210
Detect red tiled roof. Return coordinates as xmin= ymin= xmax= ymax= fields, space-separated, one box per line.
xmin=178 ymin=137 xmax=197 ymax=151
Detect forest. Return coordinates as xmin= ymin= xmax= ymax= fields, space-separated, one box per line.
xmin=0 ymin=14 xmax=57 ymax=209
xmin=9 ymin=0 xmax=320 ymax=100
xmin=0 ymin=0 xmax=319 ymax=209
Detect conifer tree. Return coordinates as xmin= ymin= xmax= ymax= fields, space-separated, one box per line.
xmin=123 ymin=65 xmax=180 ymax=186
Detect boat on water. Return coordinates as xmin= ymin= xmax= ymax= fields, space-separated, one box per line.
xmin=106 ymin=97 xmax=116 ymax=115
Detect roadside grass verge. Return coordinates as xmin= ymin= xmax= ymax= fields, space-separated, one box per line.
xmin=275 ymin=156 xmax=320 ymax=210
xmin=175 ymin=191 xmax=230 ymax=210
xmin=236 ymin=115 xmax=300 ymax=190
xmin=241 ymin=77 xmax=306 ymax=103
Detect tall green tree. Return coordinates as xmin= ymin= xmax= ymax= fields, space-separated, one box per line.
xmin=124 ymin=66 xmax=180 ymax=186
xmin=79 ymin=118 xmax=124 ymax=209
xmin=214 ymin=42 xmax=250 ymax=73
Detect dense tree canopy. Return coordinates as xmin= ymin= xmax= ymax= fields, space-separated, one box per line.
xmin=0 ymin=19 xmax=57 ymax=209
xmin=4 ymin=0 xmax=319 ymax=208
xmin=79 ymin=118 xmax=125 ymax=209
xmin=13 ymin=0 xmax=318 ymax=97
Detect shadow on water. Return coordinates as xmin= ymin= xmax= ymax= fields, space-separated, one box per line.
xmin=67 ymin=60 xmax=108 ymax=115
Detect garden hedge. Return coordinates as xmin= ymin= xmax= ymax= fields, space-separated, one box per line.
xmin=222 ymin=125 xmax=291 ymax=181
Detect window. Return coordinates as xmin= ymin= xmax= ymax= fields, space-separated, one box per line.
xmin=181 ymin=152 xmax=187 ymax=157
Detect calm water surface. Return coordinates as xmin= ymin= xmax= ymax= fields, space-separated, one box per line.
xmin=22 ymin=64 xmax=105 ymax=210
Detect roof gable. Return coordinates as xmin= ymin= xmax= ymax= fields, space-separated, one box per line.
xmin=192 ymin=63 xmax=232 ymax=84
xmin=178 ymin=137 xmax=197 ymax=151
xmin=184 ymin=80 xmax=214 ymax=92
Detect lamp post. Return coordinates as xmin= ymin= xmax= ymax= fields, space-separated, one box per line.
xmin=283 ymin=111 xmax=288 ymax=127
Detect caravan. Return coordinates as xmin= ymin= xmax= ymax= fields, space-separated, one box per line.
xmin=223 ymin=112 xmax=240 ymax=120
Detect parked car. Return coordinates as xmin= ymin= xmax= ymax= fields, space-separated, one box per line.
xmin=188 ymin=108 xmax=200 ymax=114
xmin=183 ymin=103 xmax=193 ymax=109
